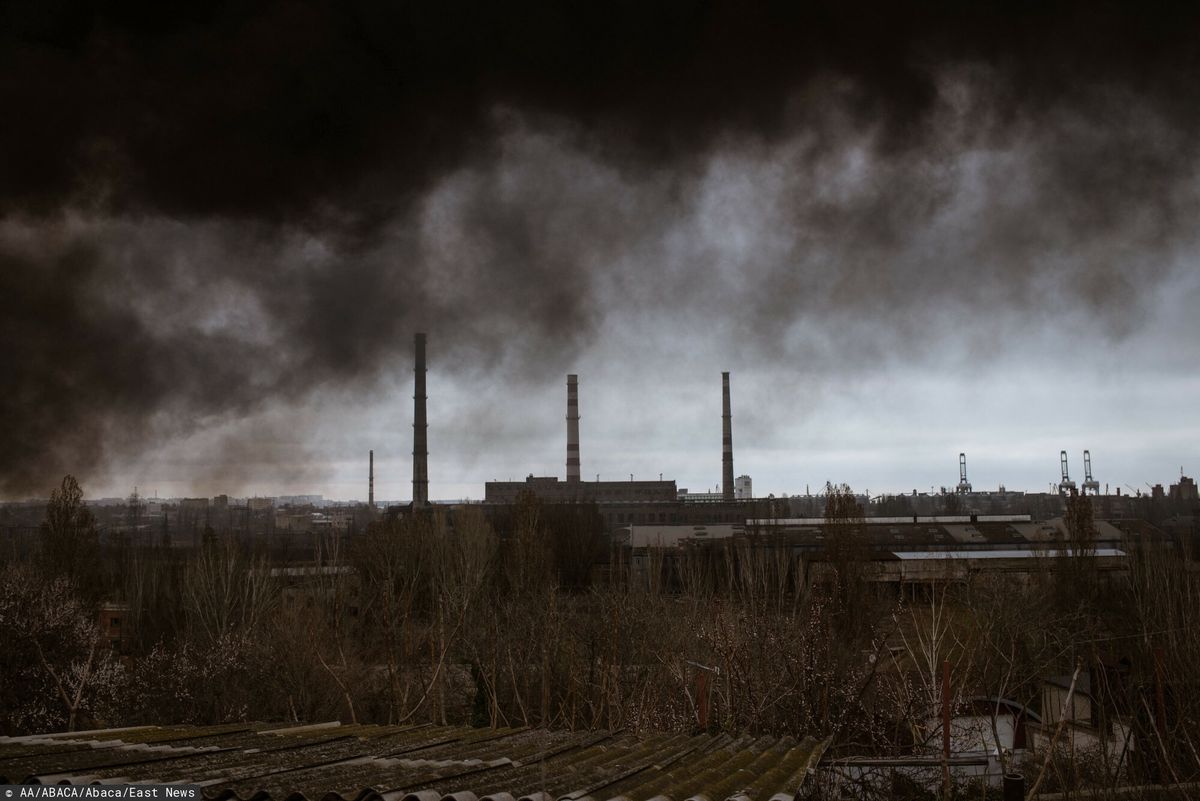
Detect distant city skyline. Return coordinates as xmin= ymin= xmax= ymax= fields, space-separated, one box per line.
xmin=40 ymin=341 xmax=1198 ymax=504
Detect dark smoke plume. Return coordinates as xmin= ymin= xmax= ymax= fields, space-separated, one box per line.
xmin=2 ymin=1 xmax=1199 ymax=495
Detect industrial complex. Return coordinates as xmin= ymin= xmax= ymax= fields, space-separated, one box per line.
xmin=7 ymin=330 xmax=1194 ymax=575
xmin=382 ymin=332 xmax=1191 ymax=525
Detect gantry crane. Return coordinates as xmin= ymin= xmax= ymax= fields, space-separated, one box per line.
xmin=957 ymin=452 xmax=972 ymax=493
xmin=1058 ymin=450 xmax=1077 ymax=495
xmin=1082 ymin=450 xmax=1100 ymax=495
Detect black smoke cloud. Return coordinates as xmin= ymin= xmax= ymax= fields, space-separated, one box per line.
xmin=5 ymin=1 xmax=1198 ymax=217
xmin=2 ymin=1 xmax=1199 ymax=496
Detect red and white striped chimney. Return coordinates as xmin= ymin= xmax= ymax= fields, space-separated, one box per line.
xmin=566 ymin=374 xmax=581 ymax=482
xmin=412 ymin=333 xmax=429 ymax=507
xmin=722 ymin=371 xmax=734 ymax=501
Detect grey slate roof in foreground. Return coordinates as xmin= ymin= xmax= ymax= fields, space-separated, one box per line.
xmin=0 ymin=723 xmax=827 ymax=801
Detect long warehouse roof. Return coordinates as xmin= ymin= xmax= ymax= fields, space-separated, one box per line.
xmin=891 ymin=548 xmax=1126 ymax=560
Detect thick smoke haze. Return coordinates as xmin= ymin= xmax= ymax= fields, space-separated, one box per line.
xmin=2 ymin=2 xmax=1198 ymax=499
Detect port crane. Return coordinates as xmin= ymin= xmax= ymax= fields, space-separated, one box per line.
xmin=1058 ymin=450 xmax=1077 ymax=495
xmin=1082 ymin=450 xmax=1100 ymax=495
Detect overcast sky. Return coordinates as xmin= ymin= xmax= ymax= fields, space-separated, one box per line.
xmin=2 ymin=2 xmax=1198 ymax=501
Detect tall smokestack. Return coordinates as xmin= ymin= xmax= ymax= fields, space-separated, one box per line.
xmin=566 ymin=374 xmax=580 ymax=482
xmin=369 ymin=449 xmax=374 ymax=507
xmin=722 ymin=371 xmax=734 ymax=501
xmin=413 ymin=333 xmax=429 ymax=507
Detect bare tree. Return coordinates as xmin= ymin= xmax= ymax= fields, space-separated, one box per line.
xmin=39 ymin=474 xmax=99 ymax=596
xmin=0 ymin=563 xmax=118 ymax=731
xmin=182 ymin=531 xmax=275 ymax=647
xmin=822 ymin=482 xmax=871 ymax=637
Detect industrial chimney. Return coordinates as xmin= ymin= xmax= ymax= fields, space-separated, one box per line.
xmin=413 ymin=333 xmax=429 ymax=507
xmin=566 ymin=374 xmax=581 ymax=482
xmin=722 ymin=372 xmax=734 ymax=501
xmin=369 ymin=449 xmax=375 ymax=508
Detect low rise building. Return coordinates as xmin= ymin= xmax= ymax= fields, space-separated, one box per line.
xmin=484 ymin=475 xmax=677 ymax=504
xmin=98 ymin=601 xmax=131 ymax=657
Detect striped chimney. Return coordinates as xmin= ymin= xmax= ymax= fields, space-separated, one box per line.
xmin=566 ymin=374 xmax=581 ymax=482
xmin=369 ymin=449 xmax=374 ymax=507
xmin=722 ymin=371 xmax=734 ymax=501
xmin=412 ymin=333 xmax=429 ymax=507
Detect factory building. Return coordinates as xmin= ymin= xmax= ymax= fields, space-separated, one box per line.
xmin=619 ymin=514 xmax=1167 ymax=594
xmin=471 ymin=371 xmax=780 ymax=538
xmin=678 ymin=474 xmax=753 ymax=502
xmin=1170 ymin=474 xmax=1198 ymax=502
xmin=484 ymin=475 xmax=677 ymax=504
xmin=735 ymin=474 xmax=752 ymax=499
xmin=678 ymin=487 xmax=727 ymax=502
xmin=386 ymin=341 xmax=741 ymax=528
xmin=483 ymin=373 xmax=718 ymax=511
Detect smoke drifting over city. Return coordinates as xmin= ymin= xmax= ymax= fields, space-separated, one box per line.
xmin=3 ymin=2 xmax=1199 ymax=498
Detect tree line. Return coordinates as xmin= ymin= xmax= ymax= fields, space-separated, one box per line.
xmin=2 ymin=477 xmax=1200 ymax=797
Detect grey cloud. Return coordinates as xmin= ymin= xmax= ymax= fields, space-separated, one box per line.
xmin=3 ymin=65 xmax=1200 ymax=497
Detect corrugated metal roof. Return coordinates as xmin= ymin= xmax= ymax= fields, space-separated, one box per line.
xmin=0 ymin=724 xmax=828 ymax=801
